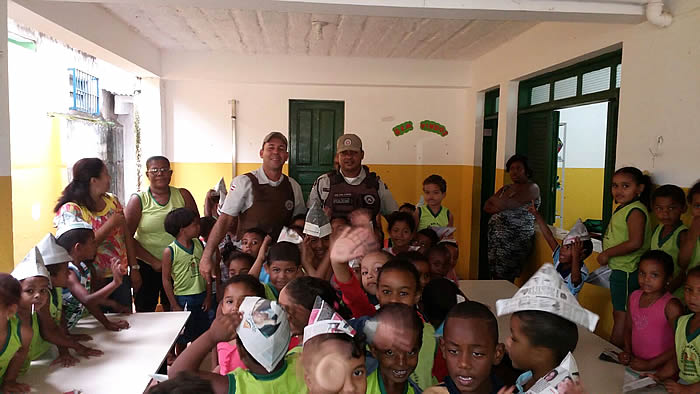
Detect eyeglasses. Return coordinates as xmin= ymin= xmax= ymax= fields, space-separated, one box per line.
xmin=146 ymin=168 xmax=172 ymax=175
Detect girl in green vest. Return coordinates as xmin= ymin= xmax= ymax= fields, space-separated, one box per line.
xmin=599 ymin=167 xmax=652 ymax=347
xmin=679 ymin=182 xmax=700 ymax=294
xmin=0 ymin=274 xmax=30 ymax=393
xmin=651 ymin=185 xmax=689 ymax=298
xmin=646 ymin=267 xmax=700 ymax=392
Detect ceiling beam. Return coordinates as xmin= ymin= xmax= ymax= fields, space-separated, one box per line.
xmin=36 ymin=0 xmax=646 ymax=23
xmin=9 ymin=0 xmax=161 ymax=76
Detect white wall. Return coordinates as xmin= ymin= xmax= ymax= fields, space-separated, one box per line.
xmin=558 ymin=102 xmax=608 ymax=169
xmin=469 ymin=0 xmax=700 ymax=187
xmin=162 ymin=54 xmax=471 ymax=166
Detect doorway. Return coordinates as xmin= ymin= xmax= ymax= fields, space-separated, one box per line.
xmin=478 ymin=89 xmax=499 ymax=279
xmin=288 ymin=100 xmax=345 ymax=200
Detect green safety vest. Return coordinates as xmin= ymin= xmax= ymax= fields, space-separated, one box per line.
xmin=603 ymin=200 xmax=651 ymax=273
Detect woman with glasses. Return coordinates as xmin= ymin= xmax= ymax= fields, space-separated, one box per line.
xmin=125 ymin=156 xmax=199 ymax=312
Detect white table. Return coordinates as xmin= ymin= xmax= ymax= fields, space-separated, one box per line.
xmin=459 ymin=280 xmax=627 ymax=394
xmin=22 ymin=312 xmax=190 ymax=394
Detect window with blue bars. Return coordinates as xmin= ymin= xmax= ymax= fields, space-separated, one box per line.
xmin=68 ymin=68 xmax=100 ymax=115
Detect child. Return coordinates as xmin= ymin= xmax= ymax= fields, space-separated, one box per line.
xmin=226 ymin=251 xmax=255 ymax=278
xmin=301 ymin=296 xmax=366 ymax=394
xmin=331 ymin=247 xmax=390 ymax=318
xmin=400 ymin=203 xmax=417 ymax=215
xmin=12 ymin=247 xmax=102 ymax=372
xmin=427 ymin=244 xmax=453 ymax=280
xmin=367 ymin=303 xmax=424 ymax=394
xmin=201 ymin=216 xmax=221 ymax=317
xmin=412 ymin=228 xmax=439 ymax=255
xmin=679 ymin=182 xmax=700 ymax=292
xmin=397 ymin=251 xmax=432 ymax=291
xmin=291 ymin=213 xmax=306 ymax=229
xmin=56 ymin=223 xmax=131 ymax=330
xmin=434 ymin=301 xmax=505 ymax=394
xmin=148 ymin=371 xmax=214 ymax=394
xmin=619 ymin=250 xmax=683 ymax=371
xmin=385 ymin=212 xmax=419 ymax=255
xmin=360 ymin=251 xmax=392 ymax=306
xmin=162 ymin=208 xmax=211 ymax=351
xmin=439 ymin=240 xmax=460 ymax=282
xmin=650 ymin=185 xmax=689 ymax=297
xmin=169 ymin=296 xmax=304 ymax=393
xmin=240 ymin=228 xmax=270 ymax=283
xmin=415 ymin=175 xmax=454 ymax=232
xmin=215 ymin=275 xmax=266 ymax=375
xmin=527 ymin=205 xmax=594 ymax=297
xmin=300 ymin=235 xmax=332 ymax=280
xmin=648 ymin=266 xmax=700 ymax=392
xmin=0 ymin=274 xmax=30 ymax=393
xmin=599 ymin=167 xmax=652 ymax=347
xmin=249 ymin=239 xmax=300 ymax=301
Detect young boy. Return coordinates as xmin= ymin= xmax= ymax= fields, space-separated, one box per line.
xmin=528 ymin=203 xmax=594 ymax=297
xmin=679 ymin=182 xmax=700 ymax=293
xmin=415 ymin=175 xmax=454 ymax=232
xmin=162 ymin=208 xmax=211 ymax=351
xmin=434 ymin=301 xmax=505 ymax=394
xmin=240 ymin=228 xmax=270 ymax=283
xmin=397 ymin=251 xmax=431 ymax=291
xmin=649 ymin=266 xmax=700 ymax=393
xmin=427 ymin=244 xmax=454 ymax=280
xmin=385 ymin=212 xmax=419 ymax=255
xmin=650 ymin=185 xmax=689 ymax=297
xmin=169 ymin=296 xmax=303 ymax=393
xmin=249 ymin=239 xmax=300 ymax=301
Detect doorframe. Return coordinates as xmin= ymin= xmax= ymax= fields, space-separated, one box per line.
xmin=478 ymin=88 xmax=499 ymax=279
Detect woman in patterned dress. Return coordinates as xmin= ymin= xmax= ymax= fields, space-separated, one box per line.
xmin=484 ymin=154 xmax=541 ymax=282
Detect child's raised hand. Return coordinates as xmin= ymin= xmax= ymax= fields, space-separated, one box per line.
xmin=571 ymin=237 xmax=583 ymax=256
xmin=0 ymin=380 xmax=31 ymax=394
xmin=330 ymin=226 xmax=373 ymax=264
xmin=110 ymin=258 xmax=126 ymax=284
xmin=209 ymin=312 xmax=242 ymax=343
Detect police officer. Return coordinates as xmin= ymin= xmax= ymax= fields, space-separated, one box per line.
xmin=199 ymin=132 xmax=306 ymax=282
xmin=308 ymin=134 xmax=398 ymax=220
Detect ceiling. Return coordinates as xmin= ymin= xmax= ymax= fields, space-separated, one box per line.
xmin=101 ymin=5 xmax=538 ymax=60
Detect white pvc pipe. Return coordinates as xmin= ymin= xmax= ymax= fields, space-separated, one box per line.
xmin=646 ymin=0 xmax=673 ymax=28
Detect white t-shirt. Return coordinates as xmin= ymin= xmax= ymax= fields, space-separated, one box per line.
xmin=220 ymin=167 xmax=306 ymax=217
xmin=307 ymin=167 xmax=398 ymax=215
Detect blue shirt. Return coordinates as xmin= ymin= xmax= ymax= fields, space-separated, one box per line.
xmin=553 ymin=246 xmax=589 ymax=297
xmin=259 ymin=265 xmax=270 ymax=284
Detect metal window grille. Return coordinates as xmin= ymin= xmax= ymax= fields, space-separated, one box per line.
xmin=68 ymin=68 xmax=100 ymax=115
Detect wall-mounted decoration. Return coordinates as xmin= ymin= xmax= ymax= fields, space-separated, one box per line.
xmin=420 ymin=120 xmax=448 ymax=137
xmin=392 ymin=121 xmax=413 ymax=136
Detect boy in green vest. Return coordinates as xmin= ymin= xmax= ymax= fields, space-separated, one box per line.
xmin=651 ymin=185 xmax=689 ymax=298
xmin=414 ymin=174 xmax=454 ymax=232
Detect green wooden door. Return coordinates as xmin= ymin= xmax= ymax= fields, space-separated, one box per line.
xmin=289 ymin=100 xmax=345 ymax=200
xmin=516 ymin=110 xmax=560 ymax=224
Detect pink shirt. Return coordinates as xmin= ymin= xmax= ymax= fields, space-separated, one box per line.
xmin=629 ymin=290 xmax=676 ymax=360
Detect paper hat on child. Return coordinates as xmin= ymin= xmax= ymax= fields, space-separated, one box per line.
xmin=563 ymin=219 xmax=591 ymax=246
xmin=36 ymin=233 xmax=73 ymax=266
xmin=11 ymin=247 xmax=50 ymax=282
xmin=495 ymin=264 xmax=599 ymax=332
xmin=429 ymin=226 xmax=456 ymax=240
xmin=304 ymin=203 xmax=332 ymax=239
xmin=277 ymin=226 xmax=303 ymax=244
xmin=303 ymin=296 xmax=356 ymax=345
xmin=54 ymin=210 xmax=93 ymax=238
xmin=237 ymin=296 xmax=291 ymax=373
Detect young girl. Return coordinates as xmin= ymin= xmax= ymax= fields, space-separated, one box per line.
xmin=619 ymin=250 xmax=683 ymax=371
xmin=162 ymin=208 xmax=211 ymax=353
xmin=599 ymin=167 xmax=652 ymax=347
xmin=367 ymin=303 xmax=424 ymax=394
xmin=0 ymin=274 xmax=30 ymax=393
xmin=648 ymin=266 xmax=700 ymax=393
xmin=384 ymin=212 xmax=419 ymax=256
xmin=215 ymin=275 xmax=266 ymax=375
xmin=302 ymin=333 xmax=367 ymax=394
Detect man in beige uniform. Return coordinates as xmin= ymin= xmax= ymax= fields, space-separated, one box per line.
xmin=199 ymin=132 xmax=306 ymax=282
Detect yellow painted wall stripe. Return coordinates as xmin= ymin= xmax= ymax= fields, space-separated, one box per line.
xmin=0 ymin=176 xmax=14 ymax=273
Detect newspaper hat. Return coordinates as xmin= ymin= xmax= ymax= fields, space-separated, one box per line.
xmin=303 ymin=296 xmax=356 ymax=345
xmin=304 ymin=202 xmax=332 ymax=239
xmin=237 ymin=296 xmax=291 ymax=372
xmin=12 ymin=247 xmax=51 ymax=282
xmin=495 ymin=264 xmax=599 ymax=332
xmin=278 ymin=226 xmax=303 ymax=244
xmin=36 ymin=233 xmax=72 ymax=266
xmin=54 ymin=210 xmax=93 ymax=238
xmin=563 ymin=219 xmax=591 ymax=246
xmin=429 ymin=226 xmax=456 ymax=240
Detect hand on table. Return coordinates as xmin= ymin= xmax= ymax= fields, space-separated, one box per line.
xmin=69 ymin=333 xmax=93 ymax=342
xmin=75 ymin=344 xmax=103 ymax=358
xmin=0 ymin=380 xmax=31 ymax=394
xmin=630 ymin=357 xmax=655 ymax=372
xmin=664 ymin=380 xmax=695 ymax=394
xmin=618 ymin=351 xmax=632 ymax=365
xmin=103 ymin=319 xmax=130 ymax=331
xmin=171 ymin=303 xmax=184 ymax=312
xmin=51 ymin=352 xmax=79 ymax=368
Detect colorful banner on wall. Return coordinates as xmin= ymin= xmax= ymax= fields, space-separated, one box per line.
xmin=393 ymin=121 xmax=413 ymax=136
xmin=420 ymin=120 xmax=448 ymax=137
